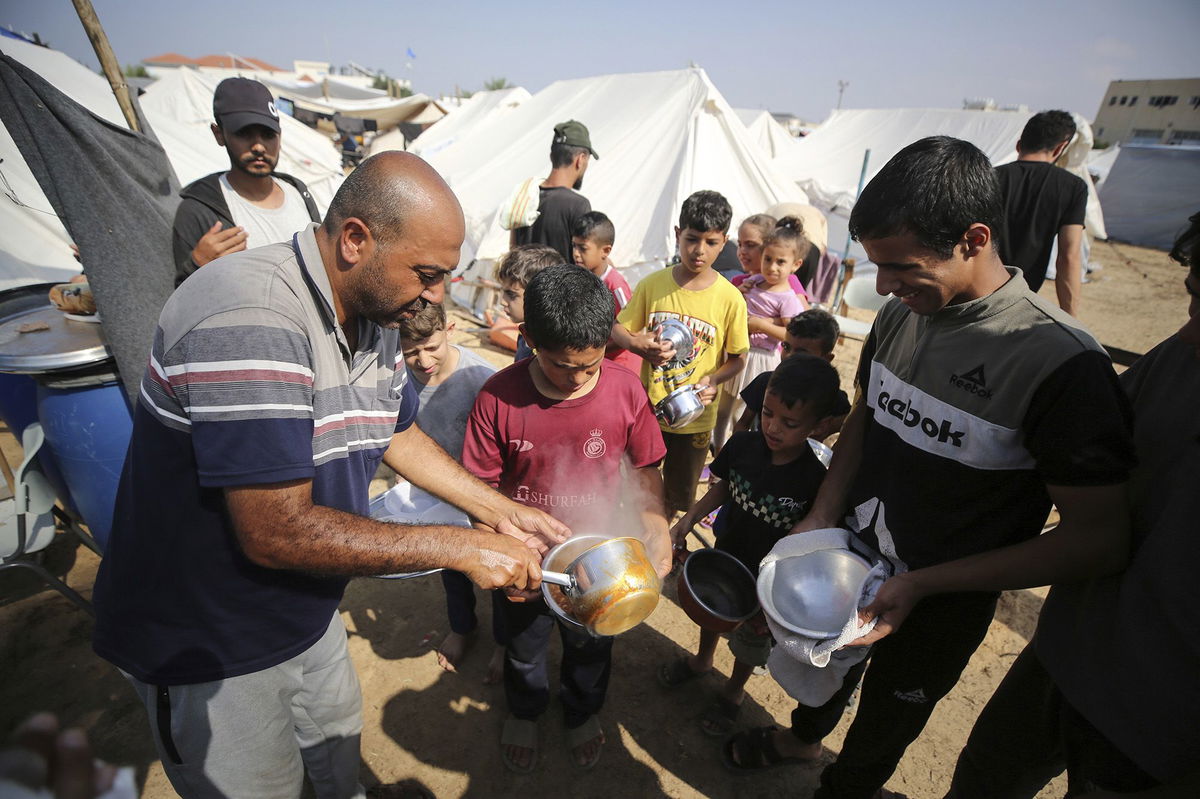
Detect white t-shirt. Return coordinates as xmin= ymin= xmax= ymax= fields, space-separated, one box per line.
xmin=218 ymin=174 xmax=313 ymax=250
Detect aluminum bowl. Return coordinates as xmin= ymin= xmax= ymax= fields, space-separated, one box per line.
xmin=757 ymin=549 xmax=871 ymax=638
xmin=652 ymin=318 xmax=695 ymax=366
xmin=540 ymin=535 xmax=608 ymax=630
xmin=677 ymin=549 xmax=759 ymax=632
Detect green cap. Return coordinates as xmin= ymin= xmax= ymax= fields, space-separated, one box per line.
xmin=553 ymin=120 xmax=598 ymax=159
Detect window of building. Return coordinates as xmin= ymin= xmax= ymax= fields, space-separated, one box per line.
xmin=1191 ymin=96 xmax=1200 ymax=109
xmin=1130 ymin=128 xmax=1164 ymax=143
xmin=1120 ymin=96 xmax=1128 ymax=105
xmin=1129 ymin=96 xmax=1137 ymax=106
xmin=1109 ymin=96 xmax=1117 ymax=106
xmin=1165 ymin=95 xmax=1178 ymax=106
xmin=1168 ymin=130 xmax=1200 ymax=146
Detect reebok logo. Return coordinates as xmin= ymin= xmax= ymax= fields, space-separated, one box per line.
xmin=949 ymin=364 xmax=993 ymax=399
xmin=893 ymin=688 xmax=928 ymax=703
xmin=876 ymin=391 xmax=965 ymax=447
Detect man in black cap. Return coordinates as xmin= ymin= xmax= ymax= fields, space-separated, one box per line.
xmin=510 ymin=119 xmax=597 ymax=262
xmin=172 ymin=77 xmax=321 ymax=286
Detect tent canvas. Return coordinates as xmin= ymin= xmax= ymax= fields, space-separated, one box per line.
xmin=1099 ymin=145 xmax=1200 ymax=251
xmin=734 ymin=108 xmax=799 ymax=161
xmin=421 ymin=68 xmax=807 ymax=315
xmin=0 ymin=37 xmax=129 ymax=288
xmin=401 ymin=87 xmax=531 ymax=159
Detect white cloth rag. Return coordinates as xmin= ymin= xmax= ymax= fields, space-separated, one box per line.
xmin=760 ymin=528 xmax=893 ymax=707
xmin=373 ymin=480 xmax=471 ymax=527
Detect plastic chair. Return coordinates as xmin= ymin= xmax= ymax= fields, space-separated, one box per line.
xmin=831 ymin=275 xmax=886 ymax=340
xmin=0 ymin=422 xmax=94 ymax=614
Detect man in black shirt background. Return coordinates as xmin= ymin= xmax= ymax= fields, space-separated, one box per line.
xmin=995 ymin=110 xmax=1088 ymax=315
xmin=510 ymin=120 xmax=597 ymax=261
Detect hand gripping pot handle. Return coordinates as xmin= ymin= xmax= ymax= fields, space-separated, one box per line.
xmin=654 ymin=384 xmax=707 ymax=429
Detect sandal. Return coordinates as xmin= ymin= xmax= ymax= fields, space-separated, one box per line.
xmin=500 ymin=717 xmax=538 ymax=774
xmin=722 ymin=725 xmax=819 ymax=774
xmin=699 ymin=695 xmax=741 ymax=737
xmin=565 ymin=714 xmax=605 ymax=770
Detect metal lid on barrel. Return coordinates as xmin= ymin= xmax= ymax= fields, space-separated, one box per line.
xmin=0 ymin=283 xmax=112 ymax=374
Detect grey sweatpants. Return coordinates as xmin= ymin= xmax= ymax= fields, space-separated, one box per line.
xmin=124 ymin=613 xmax=365 ymax=799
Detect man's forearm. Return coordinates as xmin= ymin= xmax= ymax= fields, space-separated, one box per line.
xmin=634 ymin=466 xmax=671 ymax=574
xmin=383 ymin=423 xmax=506 ymax=528
xmin=901 ymin=483 xmax=1129 ymax=598
xmin=1055 ymin=252 xmax=1081 ymax=316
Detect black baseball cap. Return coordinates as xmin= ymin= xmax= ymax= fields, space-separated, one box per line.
xmin=213 ymin=78 xmax=281 ymax=133
xmin=553 ymin=120 xmax=598 ymax=159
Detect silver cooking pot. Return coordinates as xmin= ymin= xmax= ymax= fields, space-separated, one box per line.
xmin=652 ymin=319 xmax=694 ymax=367
xmin=654 ymin=384 xmax=706 ymax=429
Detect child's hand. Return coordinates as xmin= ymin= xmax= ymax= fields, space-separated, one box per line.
xmin=746 ymin=316 xmax=767 ymax=334
xmin=695 ymin=376 xmax=717 ymax=405
xmin=746 ymin=609 xmax=770 ymax=636
xmin=629 ymin=328 xmax=675 ymax=366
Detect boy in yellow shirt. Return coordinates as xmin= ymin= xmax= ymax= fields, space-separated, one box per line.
xmin=612 ymin=190 xmax=750 ymax=514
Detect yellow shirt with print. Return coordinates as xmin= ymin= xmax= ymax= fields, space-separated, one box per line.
xmin=617 ymin=268 xmax=750 ymax=434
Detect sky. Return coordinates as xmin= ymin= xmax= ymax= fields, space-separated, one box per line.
xmin=3 ymin=0 xmax=1198 ymax=123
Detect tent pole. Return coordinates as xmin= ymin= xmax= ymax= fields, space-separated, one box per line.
xmin=69 ymin=0 xmax=140 ymax=133
xmin=831 ymin=148 xmax=870 ymax=310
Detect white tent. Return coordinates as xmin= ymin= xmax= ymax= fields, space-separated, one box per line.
xmin=1099 ymin=145 xmax=1200 ymax=251
xmin=422 ymin=68 xmax=808 ymax=314
xmin=734 ymin=108 xmax=799 ymax=161
xmin=399 ymin=87 xmax=532 ymax=159
xmin=260 ymin=77 xmax=447 ymax=130
xmin=776 ymin=108 xmax=1034 ymax=212
xmin=139 ymin=68 xmax=344 ymax=211
xmin=0 ymin=37 xmax=127 ymax=288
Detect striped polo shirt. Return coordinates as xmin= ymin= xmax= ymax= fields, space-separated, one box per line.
xmin=93 ymin=225 xmax=418 ymax=685
xmin=847 ymin=268 xmax=1134 ymax=572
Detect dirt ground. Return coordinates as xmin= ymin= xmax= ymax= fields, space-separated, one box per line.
xmin=0 ymin=239 xmax=1188 ymax=798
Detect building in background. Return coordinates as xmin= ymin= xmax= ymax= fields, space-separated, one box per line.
xmin=1092 ymin=77 xmax=1200 ymax=147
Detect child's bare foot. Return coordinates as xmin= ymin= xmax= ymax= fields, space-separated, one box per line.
xmin=436 ymin=631 xmax=472 ymax=672
xmin=483 ymin=645 xmax=505 ymax=684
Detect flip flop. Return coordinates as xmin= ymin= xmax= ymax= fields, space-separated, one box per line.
xmin=722 ymin=725 xmax=819 ymax=774
xmin=657 ymin=657 xmax=708 ymax=688
xmin=566 ymin=715 xmax=605 ymax=770
xmin=699 ymin=695 xmax=741 ymax=737
xmin=500 ymin=717 xmax=538 ymax=774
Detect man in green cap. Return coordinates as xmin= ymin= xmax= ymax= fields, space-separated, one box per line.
xmin=510 ymin=119 xmax=598 ymax=262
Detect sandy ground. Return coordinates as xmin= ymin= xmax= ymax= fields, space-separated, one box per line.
xmin=0 ymin=238 xmax=1189 ymax=798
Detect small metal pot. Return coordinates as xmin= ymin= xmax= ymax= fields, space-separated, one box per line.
xmin=652 ymin=319 xmax=695 ymax=367
xmin=541 ymin=536 xmax=662 ymax=637
xmin=654 ymin=384 xmax=706 ymax=429
xmin=677 ymin=549 xmax=760 ymax=632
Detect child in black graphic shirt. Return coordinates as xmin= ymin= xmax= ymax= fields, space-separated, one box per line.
xmin=658 ymin=354 xmax=843 ymax=736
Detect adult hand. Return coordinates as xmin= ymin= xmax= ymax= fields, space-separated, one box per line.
xmin=628 ymin=329 xmax=675 ymax=366
xmin=191 ymin=221 xmax=247 ymax=267
xmin=460 ymin=531 xmax=543 ymax=593
xmin=846 ymin=572 xmax=925 ymax=647
xmin=695 ymin=375 xmax=717 ymax=406
xmin=491 ymin=500 xmax=570 ymax=555
xmin=0 ymin=713 xmax=116 ymax=798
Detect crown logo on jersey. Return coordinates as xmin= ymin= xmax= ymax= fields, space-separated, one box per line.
xmin=590 ymin=429 xmax=602 ymax=438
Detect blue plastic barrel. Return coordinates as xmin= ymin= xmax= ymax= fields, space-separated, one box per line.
xmin=36 ymin=376 xmax=132 ymax=552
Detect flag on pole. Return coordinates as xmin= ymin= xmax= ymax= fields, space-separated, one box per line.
xmin=406 ymin=47 xmax=416 ymax=59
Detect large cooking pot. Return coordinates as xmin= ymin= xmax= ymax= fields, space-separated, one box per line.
xmin=677 ymin=548 xmax=760 ymax=632
xmin=652 ymin=319 xmax=694 ymax=367
xmin=541 ymin=536 xmax=661 ymax=637
xmin=654 ymin=384 xmax=706 ymax=429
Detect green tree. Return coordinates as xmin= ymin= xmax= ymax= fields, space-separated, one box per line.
xmin=482 ymin=77 xmax=512 ymax=91
xmin=123 ymin=64 xmax=148 ymax=78
xmin=371 ymin=74 xmax=388 ymax=90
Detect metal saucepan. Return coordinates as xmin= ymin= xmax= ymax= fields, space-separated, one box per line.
xmin=677 ymin=548 xmax=760 ymax=633
xmin=541 ymin=536 xmax=661 ymax=637
xmin=654 ymin=384 xmax=706 ymax=429
xmin=652 ymin=318 xmax=695 ymax=367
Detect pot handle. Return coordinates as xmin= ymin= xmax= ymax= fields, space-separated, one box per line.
xmin=540 ymin=570 xmax=576 ymax=591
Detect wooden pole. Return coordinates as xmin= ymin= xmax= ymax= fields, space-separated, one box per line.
xmin=69 ymin=0 xmax=140 ymax=133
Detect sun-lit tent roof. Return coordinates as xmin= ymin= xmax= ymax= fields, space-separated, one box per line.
xmin=776 ymin=107 xmax=1107 ymax=263
xmin=734 ymin=108 xmax=799 ymax=161
xmin=393 ymin=87 xmax=532 ymax=159
xmin=419 ymin=68 xmax=807 ymax=313
xmin=139 ymin=68 xmax=344 ymax=211
xmin=1099 ymin=144 xmax=1200 ymax=250
xmin=260 ymin=76 xmax=448 ymax=130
